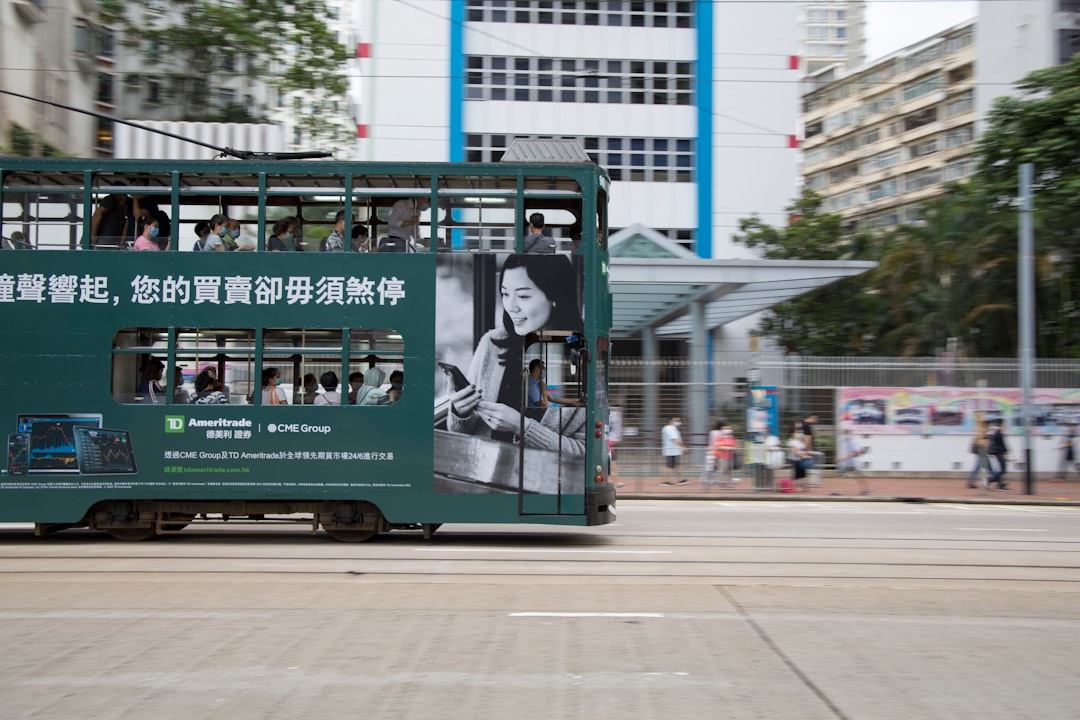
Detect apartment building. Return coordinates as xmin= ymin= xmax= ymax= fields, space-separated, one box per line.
xmin=800 ymin=0 xmax=866 ymax=74
xmin=0 ymin=0 xmax=99 ymax=156
xmin=0 ymin=1 xmax=357 ymax=158
xmin=801 ymin=21 xmax=976 ymax=231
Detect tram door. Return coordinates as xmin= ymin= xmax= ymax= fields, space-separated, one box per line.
xmin=518 ymin=340 xmax=586 ymax=516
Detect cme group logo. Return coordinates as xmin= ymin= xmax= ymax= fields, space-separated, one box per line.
xmin=165 ymin=416 xmax=185 ymax=433
xmin=268 ymin=423 xmax=331 ymax=435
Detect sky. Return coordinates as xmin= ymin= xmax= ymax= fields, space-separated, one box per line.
xmin=865 ymin=0 xmax=978 ymax=62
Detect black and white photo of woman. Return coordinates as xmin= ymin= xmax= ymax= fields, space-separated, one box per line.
xmin=440 ymin=254 xmax=586 ymax=455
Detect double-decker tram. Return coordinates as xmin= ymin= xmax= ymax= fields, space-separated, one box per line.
xmin=0 ymin=151 xmax=615 ymax=541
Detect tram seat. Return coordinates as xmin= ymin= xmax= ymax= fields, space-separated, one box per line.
xmin=377 ymin=236 xmax=408 ymax=253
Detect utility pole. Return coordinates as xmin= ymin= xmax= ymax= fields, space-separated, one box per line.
xmin=1018 ymin=163 xmax=1035 ymax=495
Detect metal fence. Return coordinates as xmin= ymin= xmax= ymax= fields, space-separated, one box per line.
xmin=608 ymin=355 xmax=1080 ymax=479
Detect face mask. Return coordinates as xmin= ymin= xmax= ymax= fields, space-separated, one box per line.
xmin=274 ymin=378 xmax=283 ymax=386
xmin=219 ymin=227 xmax=228 ymax=237
xmin=674 ymin=421 xmax=681 ymax=427
xmin=148 ymin=226 xmax=159 ymax=238
xmin=284 ymin=232 xmax=293 ymax=242
xmin=230 ymin=229 xmax=241 ymax=239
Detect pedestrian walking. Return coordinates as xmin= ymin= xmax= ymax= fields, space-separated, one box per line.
xmin=1052 ymin=424 xmax=1077 ymax=482
xmin=660 ymin=416 xmax=688 ymax=485
xmin=833 ymin=429 xmax=870 ymax=496
xmin=967 ymin=415 xmax=992 ymax=489
xmin=986 ymin=419 xmax=1009 ymax=490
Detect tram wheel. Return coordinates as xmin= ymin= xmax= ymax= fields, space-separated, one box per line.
xmin=106 ymin=527 xmax=157 ymax=542
xmin=320 ymin=501 xmax=381 ymax=543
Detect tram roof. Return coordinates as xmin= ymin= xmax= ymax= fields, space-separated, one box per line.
xmin=608 ymin=224 xmax=876 ymax=337
xmin=0 ymin=159 xmax=607 ymax=199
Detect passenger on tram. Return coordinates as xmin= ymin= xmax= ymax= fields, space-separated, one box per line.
xmin=381 ymin=197 xmax=429 ymax=252
xmin=388 ymin=370 xmax=403 ymax=404
xmin=321 ymin=210 xmax=347 ymax=252
xmin=89 ymin=191 xmax=133 ymax=249
xmin=228 ymin=218 xmax=255 ymax=251
xmin=346 ymin=371 xmax=365 ymax=405
xmin=351 ymin=224 xmax=371 ymax=252
xmin=313 ymin=371 xmax=342 ymax=406
xmin=261 ymin=367 xmax=289 ymax=405
xmin=192 ymin=221 xmax=212 ymax=251
xmin=202 ymin=214 xmax=228 ymax=252
xmin=173 ymin=366 xmax=191 ymax=404
xmin=297 ymin=373 xmax=319 ymax=405
xmin=354 ymin=367 xmax=389 ymax=406
xmin=267 ymin=217 xmax=301 ymax=252
xmin=135 ymin=358 xmax=166 ymax=404
xmin=133 ymin=215 xmax=165 ymax=251
xmin=193 ymin=369 xmax=230 ymax=405
xmin=522 ymin=212 xmax=556 ymax=253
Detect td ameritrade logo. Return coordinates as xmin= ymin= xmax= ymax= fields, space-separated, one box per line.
xmin=165 ymin=416 xmax=253 ymax=433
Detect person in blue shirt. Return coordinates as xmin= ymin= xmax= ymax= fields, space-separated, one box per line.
xmin=526 ymin=359 xmax=582 ymax=409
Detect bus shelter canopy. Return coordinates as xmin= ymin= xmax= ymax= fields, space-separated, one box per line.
xmin=608 ymin=224 xmax=876 ymax=338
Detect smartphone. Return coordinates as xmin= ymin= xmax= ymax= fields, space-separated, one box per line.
xmin=437 ymin=362 xmax=471 ymax=391
xmin=7 ymin=433 xmax=29 ymax=476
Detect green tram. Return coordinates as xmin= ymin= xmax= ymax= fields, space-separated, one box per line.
xmin=0 ymin=156 xmax=616 ymax=541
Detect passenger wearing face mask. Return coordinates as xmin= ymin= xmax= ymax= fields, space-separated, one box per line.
xmin=261 ymin=367 xmax=289 ymax=405
xmin=268 ymin=217 xmax=301 ymax=252
xmin=203 ymin=214 xmax=228 ymax=252
xmin=228 ymin=218 xmax=255 ymax=251
xmin=133 ymin=215 xmax=165 ymax=251
xmin=660 ymin=416 xmax=688 ymax=485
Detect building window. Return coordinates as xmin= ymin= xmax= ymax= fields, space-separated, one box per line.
xmin=465 ymin=55 xmax=693 ymax=106
xmin=945 ymin=124 xmax=974 ymax=148
xmin=98 ymin=27 xmax=115 ymax=59
xmin=946 ymin=90 xmax=973 ymax=116
xmin=465 ymin=133 xmax=694 ymax=182
xmin=903 ymin=107 xmax=938 ymax=132
xmin=902 ymin=42 xmax=944 ymax=72
xmin=905 ymin=167 xmax=944 ymax=192
xmin=945 ymin=157 xmax=975 ymax=181
xmin=860 ymin=150 xmax=902 ymax=175
xmin=97 ymin=73 xmax=115 ymax=106
xmin=147 ymin=80 xmax=162 ymax=105
xmin=902 ymin=73 xmax=943 ymax=103
xmin=867 ymin=179 xmax=899 ymax=201
xmin=466 ymin=0 xmax=694 ymax=28
xmin=75 ymin=20 xmax=94 ymax=56
xmin=909 ymin=136 xmax=940 ymax=159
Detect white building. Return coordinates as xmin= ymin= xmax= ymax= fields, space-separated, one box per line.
xmin=975 ymin=0 xmax=1080 ymax=125
xmin=354 ymin=0 xmax=802 ymax=261
xmin=800 ymin=0 xmax=866 ymax=74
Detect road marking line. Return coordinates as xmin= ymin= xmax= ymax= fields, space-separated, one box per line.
xmin=414 ymin=548 xmax=670 ymax=554
xmin=510 ymin=612 xmax=664 ymax=618
xmin=953 ymin=527 xmax=1048 ymax=532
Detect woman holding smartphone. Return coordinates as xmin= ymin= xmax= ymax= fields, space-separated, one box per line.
xmin=445 ymin=254 xmax=586 ymax=455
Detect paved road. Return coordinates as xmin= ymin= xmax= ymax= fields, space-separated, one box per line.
xmin=1 ymin=502 xmax=1078 ymax=719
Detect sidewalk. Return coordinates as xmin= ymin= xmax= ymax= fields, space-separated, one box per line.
xmin=613 ymin=472 xmax=1080 ymax=505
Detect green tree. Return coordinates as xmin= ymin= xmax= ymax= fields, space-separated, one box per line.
xmin=734 ymin=191 xmax=884 ymax=355
xmin=101 ymin=0 xmax=351 ymax=152
xmin=975 ymin=54 xmax=1080 ymax=356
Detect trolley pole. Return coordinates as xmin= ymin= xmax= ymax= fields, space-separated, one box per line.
xmin=1018 ymin=163 xmax=1035 ymax=495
